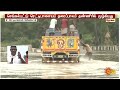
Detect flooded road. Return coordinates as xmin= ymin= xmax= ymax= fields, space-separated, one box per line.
xmin=0 ymin=59 xmax=119 ymax=79
xmin=0 ymin=51 xmax=119 ymax=79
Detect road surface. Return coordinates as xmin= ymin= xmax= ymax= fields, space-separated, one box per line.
xmin=0 ymin=57 xmax=119 ymax=79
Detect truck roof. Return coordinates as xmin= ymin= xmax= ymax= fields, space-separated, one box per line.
xmin=45 ymin=30 xmax=79 ymax=37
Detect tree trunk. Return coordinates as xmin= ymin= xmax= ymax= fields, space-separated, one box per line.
xmin=94 ymin=20 xmax=99 ymax=46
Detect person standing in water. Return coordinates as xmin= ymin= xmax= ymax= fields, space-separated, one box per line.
xmin=83 ymin=44 xmax=92 ymax=60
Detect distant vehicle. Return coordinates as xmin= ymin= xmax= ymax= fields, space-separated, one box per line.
xmin=40 ymin=29 xmax=80 ymax=63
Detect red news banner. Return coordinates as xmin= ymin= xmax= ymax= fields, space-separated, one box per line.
xmin=4 ymin=14 xmax=116 ymax=22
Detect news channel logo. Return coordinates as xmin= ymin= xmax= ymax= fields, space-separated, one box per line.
xmin=104 ymin=67 xmax=116 ymax=75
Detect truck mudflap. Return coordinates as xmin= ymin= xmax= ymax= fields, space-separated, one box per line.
xmin=41 ymin=52 xmax=80 ymax=63
xmin=42 ymin=54 xmax=52 ymax=57
xmin=42 ymin=53 xmax=79 ymax=57
xmin=42 ymin=56 xmax=80 ymax=63
xmin=69 ymin=54 xmax=79 ymax=57
xmin=42 ymin=60 xmax=79 ymax=63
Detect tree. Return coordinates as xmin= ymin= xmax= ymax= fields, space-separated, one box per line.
xmin=1 ymin=18 xmax=119 ymax=47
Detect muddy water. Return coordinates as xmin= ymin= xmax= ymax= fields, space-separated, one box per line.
xmin=0 ymin=51 xmax=119 ymax=79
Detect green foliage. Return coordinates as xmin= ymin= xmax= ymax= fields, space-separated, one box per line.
xmin=83 ymin=34 xmax=93 ymax=44
xmin=1 ymin=18 xmax=119 ymax=47
xmin=1 ymin=38 xmax=40 ymax=48
xmin=31 ymin=39 xmax=40 ymax=48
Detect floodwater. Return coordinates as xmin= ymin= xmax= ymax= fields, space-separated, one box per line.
xmin=0 ymin=51 xmax=119 ymax=79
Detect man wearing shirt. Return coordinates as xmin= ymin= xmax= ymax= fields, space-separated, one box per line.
xmin=49 ymin=19 xmax=57 ymax=36
xmin=8 ymin=46 xmax=26 ymax=64
xmin=61 ymin=19 xmax=68 ymax=36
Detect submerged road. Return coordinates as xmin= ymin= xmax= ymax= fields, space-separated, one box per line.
xmin=0 ymin=57 xmax=119 ymax=79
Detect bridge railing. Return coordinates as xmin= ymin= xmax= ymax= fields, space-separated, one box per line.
xmin=0 ymin=45 xmax=119 ymax=53
xmin=90 ymin=46 xmax=119 ymax=51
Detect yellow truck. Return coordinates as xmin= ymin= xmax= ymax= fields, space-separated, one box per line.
xmin=41 ymin=30 xmax=80 ymax=63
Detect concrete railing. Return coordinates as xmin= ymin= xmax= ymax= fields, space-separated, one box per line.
xmin=91 ymin=46 xmax=119 ymax=51
xmin=0 ymin=45 xmax=119 ymax=53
